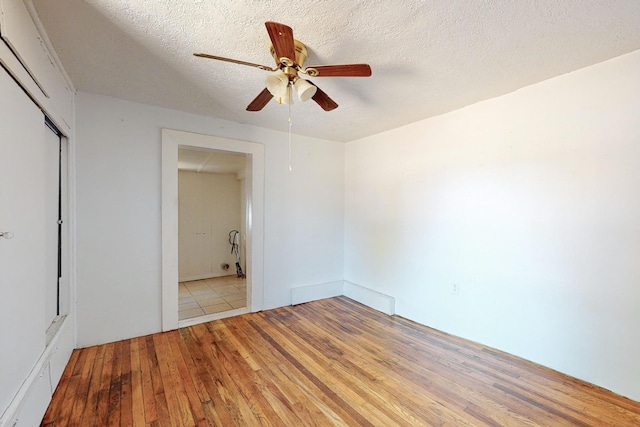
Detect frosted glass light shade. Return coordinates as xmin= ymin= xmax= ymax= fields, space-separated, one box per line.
xmin=266 ymin=71 xmax=292 ymax=104
xmin=294 ymin=78 xmax=317 ymax=102
xmin=276 ymin=85 xmax=293 ymax=104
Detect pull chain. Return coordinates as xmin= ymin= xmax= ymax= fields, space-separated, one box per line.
xmin=288 ymin=84 xmax=293 ymax=172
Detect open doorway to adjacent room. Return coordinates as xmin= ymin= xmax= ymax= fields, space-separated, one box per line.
xmin=177 ymin=147 xmax=248 ymax=320
xmin=161 ymin=129 xmax=264 ymax=330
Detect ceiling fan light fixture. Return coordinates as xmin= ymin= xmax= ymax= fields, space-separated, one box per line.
xmin=294 ymin=78 xmax=317 ymax=102
xmin=266 ymin=70 xmax=289 ymax=96
xmin=279 ymin=84 xmax=294 ymax=105
xmin=266 ymin=70 xmax=294 ymax=104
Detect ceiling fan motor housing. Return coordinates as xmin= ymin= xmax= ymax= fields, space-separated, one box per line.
xmin=270 ymin=40 xmax=308 ymax=69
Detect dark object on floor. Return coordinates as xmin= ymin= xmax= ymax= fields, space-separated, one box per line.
xmin=229 ymin=230 xmax=244 ymax=278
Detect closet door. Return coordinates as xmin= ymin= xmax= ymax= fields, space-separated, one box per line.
xmin=44 ymin=124 xmax=60 ymax=327
xmin=0 ymin=67 xmax=48 ymax=413
xmin=178 ymin=170 xmax=214 ymax=280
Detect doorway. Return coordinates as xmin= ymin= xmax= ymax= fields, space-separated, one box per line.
xmin=161 ymin=129 xmax=264 ymax=330
xmin=177 ymin=147 xmax=247 ymax=320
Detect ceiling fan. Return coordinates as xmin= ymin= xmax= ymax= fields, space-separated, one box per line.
xmin=194 ymin=21 xmax=372 ymax=112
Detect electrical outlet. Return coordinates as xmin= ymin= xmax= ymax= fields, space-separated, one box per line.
xmin=452 ymin=283 xmax=460 ymax=295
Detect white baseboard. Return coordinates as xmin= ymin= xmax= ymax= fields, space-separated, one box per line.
xmin=291 ymin=281 xmax=344 ymax=305
xmin=290 ymin=280 xmax=395 ymax=316
xmin=343 ymin=281 xmax=395 ymax=315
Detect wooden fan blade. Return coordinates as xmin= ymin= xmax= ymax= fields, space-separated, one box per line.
xmin=265 ymin=22 xmax=296 ymax=65
xmin=310 ymin=83 xmax=338 ymax=111
xmin=194 ymin=53 xmax=275 ymax=71
xmin=306 ymin=64 xmax=372 ymax=77
xmin=246 ymin=88 xmax=273 ymax=111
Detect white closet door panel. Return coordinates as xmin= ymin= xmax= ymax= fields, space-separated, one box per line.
xmin=179 ymin=171 xmax=213 ymax=279
xmin=0 ymin=67 xmax=47 ymax=414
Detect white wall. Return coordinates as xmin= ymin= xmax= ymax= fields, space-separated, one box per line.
xmin=178 ymin=171 xmax=241 ymax=281
xmin=75 ymin=92 xmax=344 ymax=347
xmin=345 ymin=50 xmax=640 ymax=401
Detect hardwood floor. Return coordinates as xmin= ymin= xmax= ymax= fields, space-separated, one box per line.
xmin=42 ymin=296 xmax=640 ymax=426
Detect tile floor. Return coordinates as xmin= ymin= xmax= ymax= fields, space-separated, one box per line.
xmin=179 ymin=275 xmax=247 ymax=320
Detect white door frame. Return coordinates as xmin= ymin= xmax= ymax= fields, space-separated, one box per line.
xmin=161 ymin=129 xmax=264 ymax=331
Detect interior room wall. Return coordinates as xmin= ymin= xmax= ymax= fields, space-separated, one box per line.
xmin=344 ymin=50 xmax=640 ymax=401
xmin=75 ymin=92 xmax=345 ymax=347
xmin=178 ymin=170 xmax=241 ymax=281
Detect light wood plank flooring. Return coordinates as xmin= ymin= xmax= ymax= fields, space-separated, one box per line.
xmin=42 ymin=296 xmax=640 ymax=426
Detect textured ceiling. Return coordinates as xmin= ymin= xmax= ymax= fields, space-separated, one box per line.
xmin=32 ymin=0 xmax=640 ymax=142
